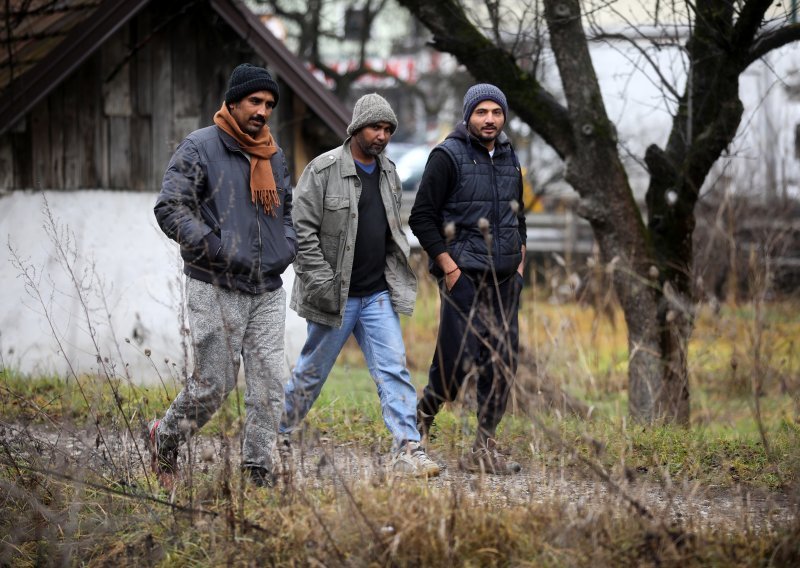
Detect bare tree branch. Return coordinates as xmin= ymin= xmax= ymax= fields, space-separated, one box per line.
xmin=591 ymin=33 xmax=682 ymax=100
xmin=400 ymin=0 xmax=800 ymax=425
xmin=732 ymin=0 xmax=774 ymax=51
xmin=746 ymin=23 xmax=800 ymax=66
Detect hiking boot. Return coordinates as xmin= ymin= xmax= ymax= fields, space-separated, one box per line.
xmin=244 ymin=466 xmax=276 ymax=488
xmin=278 ymin=435 xmax=294 ymax=484
xmin=391 ymin=441 xmax=441 ymax=478
xmin=148 ymin=419 xmax=178 ymax=489
xmin=278 ymin=435 xmax=292 ymax=463
xmin=459 ymin=438 xmax=521 ymax=475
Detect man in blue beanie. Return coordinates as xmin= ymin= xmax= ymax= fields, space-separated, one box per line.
xmin=409 ymin=83 xmax=527 ymax=474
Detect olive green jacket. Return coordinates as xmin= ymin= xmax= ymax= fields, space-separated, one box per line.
xmin=289 ymin=139 xmax=417 ymax=327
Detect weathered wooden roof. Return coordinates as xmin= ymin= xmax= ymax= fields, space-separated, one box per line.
xmin=0 ymin=0 xmax=101 ymax=94
xmin=0 ymin=0 xmax=349 ymax=136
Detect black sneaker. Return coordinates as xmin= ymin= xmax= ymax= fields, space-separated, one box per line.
xmin=417 ymin=409 xmax=435 ymax=447
xmin=244 ymin=466 xmax=276 ymax=488
xmin=459 ymin=438 xmax=521 ymax=475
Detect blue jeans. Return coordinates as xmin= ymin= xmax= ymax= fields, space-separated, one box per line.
xmin=281 ymin=290 xmax=419 ymax=449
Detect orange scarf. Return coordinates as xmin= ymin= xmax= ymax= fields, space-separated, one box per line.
xmin=213 ymin=103 xmax=280 ymax=216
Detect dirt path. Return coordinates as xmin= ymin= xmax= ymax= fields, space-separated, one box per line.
xmin=278 ymin=439 xmax=795 ymax=532
xmin=2 ymin=422 xmax=795 ymax=533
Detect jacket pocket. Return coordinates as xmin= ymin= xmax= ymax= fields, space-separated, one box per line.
xmin=178 ymin=203 xmax=220 ymax=265
xmin=320 ymin=196 xmax=350 ymax=238
xmin=385 ymin=252 xmax=416 ymax=314
xmin=216 ymin=229 xmax=252 ymax=274
xmin=306 ymin=273 xmax=342 ymax=314
xmin=200 ymin=202 xmax=220 ymax=233
xmin=320 ymin=230 xmax=343 ymax=270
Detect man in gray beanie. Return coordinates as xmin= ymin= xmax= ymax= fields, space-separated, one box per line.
xmin=279 ymin=93 xmax=440 ymax=478
xmin=409 ymin=83 xmax=526 ymax=475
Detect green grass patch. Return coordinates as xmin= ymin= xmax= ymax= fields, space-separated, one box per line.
xmin=4 ymin=362 xmax=796 ymax=490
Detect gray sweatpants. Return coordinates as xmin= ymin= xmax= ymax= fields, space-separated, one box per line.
xmin=156 ymin=277 xmax=286 ymax=472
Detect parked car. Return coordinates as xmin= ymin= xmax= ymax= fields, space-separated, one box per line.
xmin=387 ymin=143 xmax=431 ymax=192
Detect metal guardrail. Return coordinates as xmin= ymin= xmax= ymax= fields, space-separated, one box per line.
xmin=523 ymin=211 xmax=594 ymax=255
xmin=402 ymin=198 xmax=595 ymax=257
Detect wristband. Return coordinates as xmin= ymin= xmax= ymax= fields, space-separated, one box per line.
xmin=446 ymin=267 xmax=459 ymax=276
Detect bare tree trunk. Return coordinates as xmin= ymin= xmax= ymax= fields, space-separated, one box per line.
xmin=542 ymin=0 xmax=687 ymax=424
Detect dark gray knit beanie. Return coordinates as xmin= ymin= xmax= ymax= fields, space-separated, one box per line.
xmin=462 ymin=83 xmax=508 ymax=123
xmin=347 ymin=93 xmax=398 ymax=136
xmin=225 ymin=63 xmax=280 ymax=106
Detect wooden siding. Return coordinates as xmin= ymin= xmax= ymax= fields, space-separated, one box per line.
xmin=0 ymin=2 xmax=320 ymax=192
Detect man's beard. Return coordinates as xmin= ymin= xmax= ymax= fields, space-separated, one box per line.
xmin=356 ymin=136 xmax=386 ymax=157
xmin=363 ymin=143 xmax=385 ymax=156
xmin=468 ymin=123 xmax=498 ymax=144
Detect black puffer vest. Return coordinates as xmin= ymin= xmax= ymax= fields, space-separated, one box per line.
xmin=436 ymin=124 xmax=523 ymax=279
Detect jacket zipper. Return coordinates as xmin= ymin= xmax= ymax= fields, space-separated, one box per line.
xmin=240 ymin=148 xmax=262 ymax=279
xmin=490 ymin=153 xmax=500 ymax=261
xmin=256 ymin=199 xmax=262 ymax=277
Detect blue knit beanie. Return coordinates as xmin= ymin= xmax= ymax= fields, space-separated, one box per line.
xmin=462 ymin=83 xmax=508 ymax=123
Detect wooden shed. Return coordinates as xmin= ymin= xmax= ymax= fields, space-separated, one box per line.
xmin=0 ymin=0 xmax=350 ymax=192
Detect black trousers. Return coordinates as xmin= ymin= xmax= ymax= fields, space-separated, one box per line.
xmin=418 ymin=271 xmax=522 ymax=438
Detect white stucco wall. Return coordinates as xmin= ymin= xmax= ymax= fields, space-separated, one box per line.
xmin=0 ymin=190 xmax=308 ymax=383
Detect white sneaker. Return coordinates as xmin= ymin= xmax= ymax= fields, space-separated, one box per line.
xmin=391 ymin=441 xmax=441 ymax=478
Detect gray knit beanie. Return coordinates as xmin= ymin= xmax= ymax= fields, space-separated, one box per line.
xmin=347 ymin=93 xmax=398 ymax=136
xmin=225 ymin=63 xmax=280 ymax=106
xmin=462 ymin=83 xmax=508 ymax=123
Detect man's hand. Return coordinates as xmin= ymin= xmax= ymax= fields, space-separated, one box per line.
xmin=435 ymin=252 xmax=460 ymax=291
xmin=445 ymin=267 xmax=461 ymax=291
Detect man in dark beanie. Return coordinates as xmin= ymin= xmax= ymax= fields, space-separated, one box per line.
xmin=150 ymin=63 xmax=296 ymax=489
xmin=225 ymin=63 xmax=280 ymax=108
xmin=279 ymin=93 xmax=440 ymax=478
xmin=409 ymin=83 xmax=527 ymax=475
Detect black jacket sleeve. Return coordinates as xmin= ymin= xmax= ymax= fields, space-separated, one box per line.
xmin=154 ymin=138 xmax=219 ymax=254
xmin=408 ymin=149 xmax=457 ymax=260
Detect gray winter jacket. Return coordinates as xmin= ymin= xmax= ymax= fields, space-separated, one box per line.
xmin=290 ymin=139 xmax=417 ymax=327
xmin=155 ymin=125 xmax=297 ymax=294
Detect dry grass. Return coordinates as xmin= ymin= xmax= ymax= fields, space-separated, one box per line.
xmin=2 ymin=416 xmax=798 ymax=568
